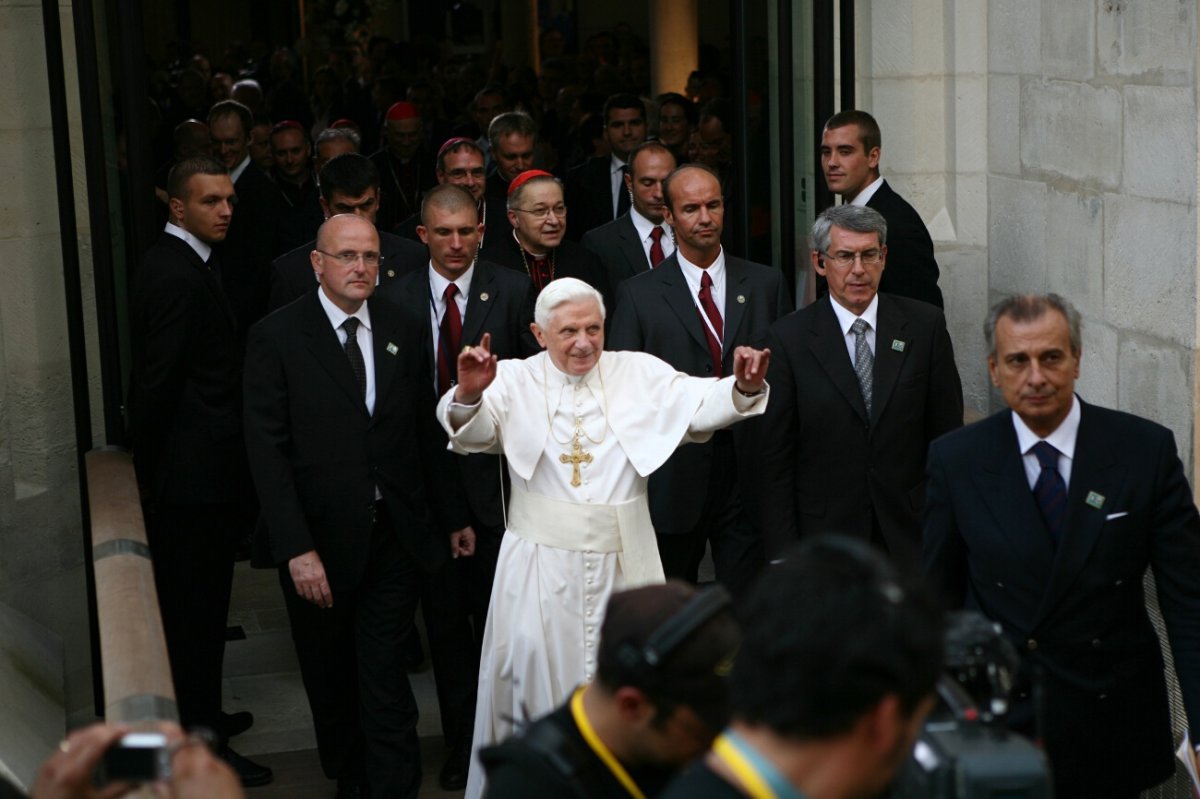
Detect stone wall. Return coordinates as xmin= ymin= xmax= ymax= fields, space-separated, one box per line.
xmin=0 ymin=0 xmax=101 ymax=726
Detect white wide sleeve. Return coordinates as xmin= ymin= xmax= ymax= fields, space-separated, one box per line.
xmin=436 ymin=390 xmax=504 ymax=455
xmin=682 ymin=377 xmax=769 ymax=443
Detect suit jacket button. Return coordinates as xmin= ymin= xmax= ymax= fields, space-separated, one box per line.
xmin=996 ymin=581 xmax=1005 ymax=589
xmin=1114 ymin=578 xmax=1124 ymax=586
xmin=1091 ymin=638 xmax=1101 ymax=648
xmin=1026 ymin=638 xmax=1038 ymax=651
xmin=1098 ymin=693 xmax=1108 ymax=700
xmin=705 ymin=364 xmax=712 ymax=373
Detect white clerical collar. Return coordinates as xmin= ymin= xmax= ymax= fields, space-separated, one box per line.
xmin=609 ymin=153 xmax=627 ymax=175
xmin=544 ymin=350 xmax=601 ymax=386
xmin=1012 ymin=394 xmax=1081 ymax=460
xmin=164 ymin=220 xmax=212 ymax=263
xmin=428 ymin=261 xmax=475 ymax=302
xmin=676 ymin=247 xmax=725 ymax=282
xmin=629 ymin=205 xmax=668 ymax=241
xmin=317 ymin=285 xmax=372 ymax=334
xmin=829 ymin=293 xmax=880 ymax=336
xmin=850 ymin=175 xmax=885 ymax=206
xmin=230 ymin=154 xmax=251 ymax=184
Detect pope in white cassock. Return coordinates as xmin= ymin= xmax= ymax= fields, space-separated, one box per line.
xmin=437 ymin=277 xmax=771 ymax=798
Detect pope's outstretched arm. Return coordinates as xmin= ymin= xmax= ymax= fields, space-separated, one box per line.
xmin=452 ymin=332 xmax=497 ymax=412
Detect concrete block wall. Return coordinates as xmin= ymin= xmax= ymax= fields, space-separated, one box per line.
xmin=0 ymin=0 xmax=101 ymax=724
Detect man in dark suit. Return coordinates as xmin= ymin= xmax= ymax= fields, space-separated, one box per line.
xmin=820 ymin=110 xmax=943 ymax=308
xmin=129 ymin=155 xmax=271 ymax=786
xmin=756 ymin=205 xmax=962 ymax=566
xmin=482 ymin=111 xmax=537 ymax=237
xmin=564 ymin=93 xmax=648 ymax=241
xmin=207 ymin=100 xmax=287 ymax=338
xmin=375 ymin=184 xmax=537 ymax=789
xmin=393 ymin=137 xmax=489 ymax=244
xmin=581 ymin=141 xmax=677 ymax=299
xmin=244 ymin=214 xmax=474 ymax=798
xmin=479 ymin=169 xmax=611 ymax=307
xmin=268 ymin=152 xmax=426 ymax=312
xmin=924 ymin=294 xmax=1200 ymax=798
xmin=609 ymin=165 xmax=790 ymax=594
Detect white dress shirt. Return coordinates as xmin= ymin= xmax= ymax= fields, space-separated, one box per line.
xmin=628 ymin=207 xmax=675 ymax=267
xmin=317 ymin=287 xmax=376 ymax=417
xmin=229 ymin=154 xmax=251 ymax=185
xmin=1012 ymin=394 xmax=1080 ymax=490
xmin=677 ymin=248 xmax=727 ymax=344
xmin=849 ymin=174 xmax=885 ymax=206
xmin=828 ymin=293 xmax=879 ymax=365
xmin=164 ymin=221 xmax=212 ymax=263
xmin=428 ymin=262 xmax=474 ymax=355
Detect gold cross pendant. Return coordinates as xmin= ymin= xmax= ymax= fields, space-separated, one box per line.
xmin=559 ymin=433 xmax=593 ymax=487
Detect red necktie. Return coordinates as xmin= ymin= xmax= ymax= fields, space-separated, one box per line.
xmin=437 ymin=283 xmax=462 ymax=396
xmin=648 ymin=226 xmax=665 ymax=268
xmin=697 ymin=271 xmax=724 ymax=377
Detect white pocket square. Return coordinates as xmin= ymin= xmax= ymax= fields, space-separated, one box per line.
xmin=1105 ymin=512 xmax=1129 ymax=521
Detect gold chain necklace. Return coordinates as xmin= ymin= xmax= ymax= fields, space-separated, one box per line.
xmin=543 ymin=356 xmax=609 ymax=446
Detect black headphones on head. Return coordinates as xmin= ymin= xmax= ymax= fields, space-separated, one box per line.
xmin=614 ymin=583 xmax=733 ymax=678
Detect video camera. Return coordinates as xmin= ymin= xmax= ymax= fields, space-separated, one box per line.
xmin=892 ymin=611 xmax=1053 ymax=798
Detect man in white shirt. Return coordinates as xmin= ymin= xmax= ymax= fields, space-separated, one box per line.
xmin=439 ymin=277 xmax=771 ymax=799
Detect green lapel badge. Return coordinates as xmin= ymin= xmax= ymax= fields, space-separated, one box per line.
xmin=386 ymin=343 xmax=399 ymax=355
xmin=891 ymin=340 xmax=906 ymax=352
xmin=1085 ymin=491 xmax=1105 ymax=510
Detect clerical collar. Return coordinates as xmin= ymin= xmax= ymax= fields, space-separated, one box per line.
xmin=164 ymin=220 xmax=212 ymax=263
xmin=317 ymin=285 xmax=372 ymax=335
xmin=428 ymin=261 xmax=475 ymax=304
xmin=229 ymin=154 xmax=251 ymax=184
xmin=829 ymin=293 xmax=879 ymax=337
xmin=629 ymin=205 xmax=670 ymax=243
xmin=513 ymin=228 xmax=552 ymax=258
xmin=849 ymin=174 xmax=885 ymax=206
xmin=1012 ymin=394 xmax=1080 ymax=460
xmin=544 ymin=350 xmax=600 ymax=386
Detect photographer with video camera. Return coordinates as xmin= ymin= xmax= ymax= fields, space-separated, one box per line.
xmin=661 ymin=536 xmax=944 ymax=799
xmin=480 ymin=580 xmax=740 ymax=799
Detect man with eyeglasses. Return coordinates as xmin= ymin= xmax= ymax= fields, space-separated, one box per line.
xmin=754 ymin=204 xmax=962 ymax=568
xmin=245 ymin=213 xmax=472 ymax=799
xmin=268 ymin=152 xmax=427 ymax=312
xmin=393 ymin=138 xmax=489 ymax=244
xmin=480 ymin=169 xmax=610 ymax=305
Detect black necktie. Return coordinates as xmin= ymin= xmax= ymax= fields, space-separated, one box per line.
xmin=616 ymin=164 xmax=631 ymax=217
xmin=342 ymin=317 xmax=366 ymax=398
xmin=1032 ymin=441 xmax=1067 ymax=546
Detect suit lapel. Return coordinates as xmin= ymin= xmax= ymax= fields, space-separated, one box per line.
xmin=302 ymin=292 xmax=370 ymax=418
xmin=461 ymin=262 xmax=497 ymax=347
xmin=394 ymin=275 xmax=435 ymax=380
xmin=1034 ymin=403 xmax=1122 ymax=625
xmin=869 ymin=296 xmax=908 ymax=425
xmin=658 ymin=256 xmax=712 ymax=354
xmin=807 ymin=299 xmax=869 ymax=423
xmin=171 ymin=236 xmax=237 ymax=330
xmin=368 ymin=296 xmax=400 ymax=426
xmin=973 ymin=417 xmax=1058 ymax=590
xmin=721 ymin=258 xmax=748 ymax=358
xmin=616 ymin=215 xmax=650 ymax=276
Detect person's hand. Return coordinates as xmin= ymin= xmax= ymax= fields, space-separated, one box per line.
xmin=733 ymin=346 xmax=771 ymax=395
xmin=454 ymin=332 xmax=497 ymax=405
xmin=168 ymin=736 xmax=244 ymax=799
xmin=31 ymin=723 xmax=130 ymax=799
xmin=289 ymin=550 xmax=333 ymax=608
xmin=450 ymin=527 xmax=476 ymax=559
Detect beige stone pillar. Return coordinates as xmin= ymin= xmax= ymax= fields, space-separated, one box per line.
xmin=650 ymin=0 xmax=698 ymax=96
xmin=501 ymin=1 xmax=539 ymax=73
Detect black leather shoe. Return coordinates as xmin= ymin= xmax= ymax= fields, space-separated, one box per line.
xmin=218 ymin=710 xmax=254 ymax=739
xmin=334 ymin=780 xmax=363 ymax=799
xmin=439 ymin=745 xmax=471 ymax=791
xmin=219 ymin=745 xmax=273 ymax=787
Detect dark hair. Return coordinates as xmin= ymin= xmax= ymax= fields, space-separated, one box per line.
xmin=436 ymin=138 xmax=485 ymax=173
xmin=603 ymin=92 xmax=646 ymax=124
xmin=473 ymin=83 xmax=509 ymax=107
xmin=661 ymin=163 xmax=722 ymax=213
xmin=206 ymin=99 xmax=252 ymax=137
xmin=732 ymin=536 xmax=944 ymax=739
xmin=317 ymin=152 xmax=380 ymax=203
xmin=656 ymin=92 xmax=698 ymax=126
xmin=166 ymin=155 xmax=228 ymax=200
xmin=421 ymin=183 xmax=477 ymax=225
xmin=824 ymin=109 xmax=882 ymax=154
xmin=699 ymin=98 xmax=733 ymax=129
xmin=627 ymin=140 xmax=676 ymax=176
xmin=984 ymin=294 xmax=1082 ymax=359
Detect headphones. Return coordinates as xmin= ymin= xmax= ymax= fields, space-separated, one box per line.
xmin=614 ymin=583 xmax=733 ymax=677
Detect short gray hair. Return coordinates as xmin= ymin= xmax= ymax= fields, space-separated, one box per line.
xmin=315 ymin=126 xmax=361 ymax=152
xmin=811 ymin=205 xmax=888 ymax=254
xmin=984 ymin=294 xmax=1082 ymax=359
xmin=534 ymin=278 xmax=606 ymax=330
xmin=488 ymin=110 xmax=538 ymax=150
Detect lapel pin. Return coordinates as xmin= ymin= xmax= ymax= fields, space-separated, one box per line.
xmin=480 ymin=292 xmax=490 ymax=302
xmin=737 ymin=295 xmax=746 ymax=304
xmin=386 ymin=343 xmax=399 ymax=355
xmin=891 ymin=340 xmax=906 ymax=352
xmin=1085 ymin=491 xmax=1105 ymax=510
xmin=386 ymin=269 xmax=395 ymax=278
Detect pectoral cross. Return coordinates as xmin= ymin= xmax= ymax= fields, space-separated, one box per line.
xmin=559 ymin=431 xmax=593 ymax=488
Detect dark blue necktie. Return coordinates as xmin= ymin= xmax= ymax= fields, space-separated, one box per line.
xmin=1032 ymin=441 xmax=1067 ymax=546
